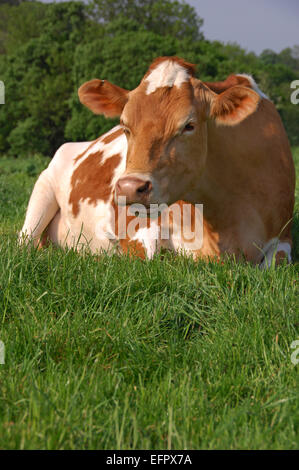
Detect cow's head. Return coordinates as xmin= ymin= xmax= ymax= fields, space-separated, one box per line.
xmin=79 ymin=57 xmax=260 ymax=207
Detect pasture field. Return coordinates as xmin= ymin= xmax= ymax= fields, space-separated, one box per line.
xmin=0 ymin=149 xmax=298 ymax=450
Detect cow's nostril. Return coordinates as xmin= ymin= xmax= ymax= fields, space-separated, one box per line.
xmin=115 ymin=177 xmax=152 ymax=203
xmin=137 ymin=181 xmax=152 ymax=194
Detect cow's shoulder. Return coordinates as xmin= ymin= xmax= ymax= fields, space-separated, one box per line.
xmin=47 ymin=124 xmax=125 ymax=183
xmin=48 ymin=125 xmax=124 ymax=169
xmin=67 ymin=126 xmax=127 ymax=217
xmin=47 ymin=140 xmax=93 ymax=180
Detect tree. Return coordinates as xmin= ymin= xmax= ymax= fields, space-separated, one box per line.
xmin=0 ymin=1 xmax=47 ymax=54
xmin=0 ymin=0 xmax=25 ymax=5
xmin=278 ymin=47 xmax=299 ymax=72
xmin=260 ymin=46 xmax=299 ymax=72
xmin=260 ymin=48 xmax=279 ymax=65
xmin=90 ymin=0 xmax=204 ymax=41
xmin=0 ymin=2 xmax=89 ymax=156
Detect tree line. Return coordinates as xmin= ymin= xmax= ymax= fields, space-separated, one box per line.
xmin=0 ymin=0 xmax=298 ymax=158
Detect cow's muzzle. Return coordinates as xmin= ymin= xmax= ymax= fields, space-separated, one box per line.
xmin=115 ymin=176 xmax=153 ymax=205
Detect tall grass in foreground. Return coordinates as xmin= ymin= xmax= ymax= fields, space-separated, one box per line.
xmin=0 ymin=150 xmax=298 ymax=449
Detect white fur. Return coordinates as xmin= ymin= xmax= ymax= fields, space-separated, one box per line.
xmin=260 ymin=238 xmax=292 ymax=268
xmin=19 ymin=169 xmax=59 ymax=242
xmin=101 ymin=126 xmax=127 ymax=163
xmin=236 ymin=74 xmax=269 ymax=100
xmin=19 ymin=125 xmax=128 ymax=253
xmin=132 ymin=224 xmax=160 ymax=259
xmin=145 ymin=60 xmax=190 ymax=95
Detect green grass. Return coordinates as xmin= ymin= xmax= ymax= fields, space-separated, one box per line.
xmin=0 ymin=150 xmax=298 ymax=450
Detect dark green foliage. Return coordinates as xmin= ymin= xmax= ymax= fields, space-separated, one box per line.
xmin=0 ymin=0 xmax=298 ymax=156
xmin=0 ymin=1 xmax=47 ymax=55
xmin=260 ymin=46 xmax=299 ymax=72
xmin=90 ymin=0 xmax=204 ymax=41
xmin=0 ymin=2 xmax=89 ymax=156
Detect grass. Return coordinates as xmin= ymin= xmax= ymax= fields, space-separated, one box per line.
xmin=0 ymin=150 xmax=298 ymax=450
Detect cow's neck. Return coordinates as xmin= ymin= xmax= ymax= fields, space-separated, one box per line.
xmin=182 ymin=120 xmax=254 ymax=233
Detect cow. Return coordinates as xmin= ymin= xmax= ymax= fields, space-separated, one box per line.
xmin=19 ymin=56 xmax=295 ymax=266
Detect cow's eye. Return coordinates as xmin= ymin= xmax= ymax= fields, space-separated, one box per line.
xmin=123 ymin=127 xmax=131 ymax=137
xmin=182 ymin=122 xmax=195 ymax=133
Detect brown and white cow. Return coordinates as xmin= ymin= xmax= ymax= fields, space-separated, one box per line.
xmin=20 ymin=56 xmax=295 ymax=266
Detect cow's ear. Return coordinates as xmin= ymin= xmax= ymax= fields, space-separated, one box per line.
xmin=210 ymin=86 xmax=260 ymax=125
xmin=78 ymin=79 xmax=129 ymax=118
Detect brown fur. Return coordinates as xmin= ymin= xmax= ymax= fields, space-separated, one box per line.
xmin=275 ymin=250 xmax=289 ymax=264
xmin=78 ymin=80 xmax=129 ymax=117
xmin=76 ymin=56 xmax=295 ymax=263
xmin=210 ymin=86 xmax=261 ymax=125
xmin=123 ymin=82 xmax=195 ymax=174
xmin=74 ymin=138 xmax=101 ymax=163
xmin=201 ymin=97 xmax=295 ymax=254
xmin=102 ymin=128 xmax=124 ymax=145
xmin=204 ymin=74 xmax=251 ymax=94
xmin=69 ymin=152 xmax=121 ymax=216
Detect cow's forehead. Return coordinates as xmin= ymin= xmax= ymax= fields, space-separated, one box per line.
xmin=143 ymin=59 xmax=192 ymax=95
xmin=122 ymin=59 xmax=196 ymax=132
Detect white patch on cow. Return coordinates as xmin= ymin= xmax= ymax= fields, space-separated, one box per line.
xmin=94 ymin=201 xmax=117 ymax=241
xmin=69 ymin=125 xmax=127 ymax=197
xmin=101 ymin=128 xmax=127 ymax=163
xmin=145 ymin=60 xmax=190 ymax=95
xmin=110 ymin=146 xmax=127 ymax=190
xmin=102 ymin=125 xmax=122 ymax=140
xmin=236 ymin=74 xmax=269 ymax=100
xmin=132 ymin=223 xmax=160 ymax=259
xmin=260 ymin=237 xmax=292 ymax=268
xmin=70 ymin=125 xmax=125 ymax=170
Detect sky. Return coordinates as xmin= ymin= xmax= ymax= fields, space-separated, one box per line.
xmin=187 ymin=0 xmax=299 ymax=54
